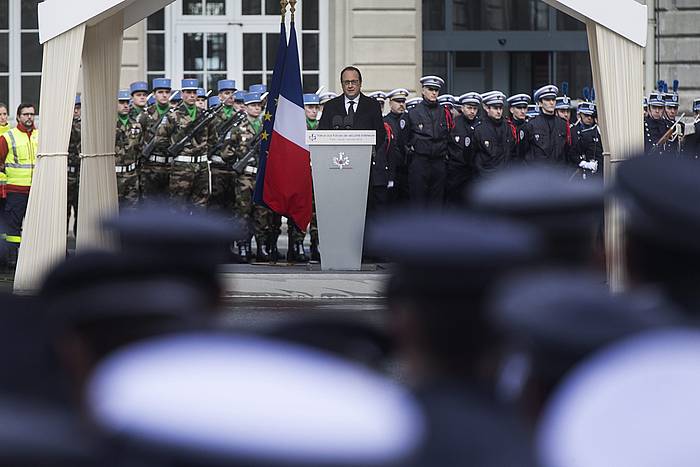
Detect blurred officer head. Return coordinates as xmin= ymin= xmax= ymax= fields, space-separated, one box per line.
xmin=16 ymin=104 xmax=35 ymax=130
xmin=537 ymin=329 xmax=700 ymax=467
xmin=303 ymin=93 xmax=321 ymax=121
xmin=130 ymin=82 xmax=149 ymax=109
xmin=367 ymin=210 xmax=540 ymax=385
xmin=195 ymin=91 xmax=207 ymax=110
xmin=469 ymin=165 xmax=604 ymax=268
xmin=340 ymin=66 xmax=363 ymax=99
xmin=489 ymin=269 xmax=678 ymax=424
xmin=616 ymin=155 xmax=700 ymax=316
xmin=244 ymin=92 xmax=263 ymax=118
xmin=387 ymin=88 xmax=409 ymax=114
xmin=86 ymin=332 xmax=425 ymax=467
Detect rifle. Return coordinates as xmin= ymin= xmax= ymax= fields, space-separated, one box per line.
xmin=231 ymin=131 xmax=263 ymax=175
xmin=208 ymin=110 xmax=248 ymax=160
xmin=142 ymin=98 xmax=182 ymax=159
xmin=167 ymin=104 xmax=226 ymax=157
xmin=653 ymin=113 xmax=686 ymax=152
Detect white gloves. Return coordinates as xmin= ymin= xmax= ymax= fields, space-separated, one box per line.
xmin=579 ymin=160 xmax=598 ymax=173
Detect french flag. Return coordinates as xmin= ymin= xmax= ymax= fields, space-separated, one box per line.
xmin=253 ymin=21 xmax=286 ymax=206
xmin=261 ymin=22 xmax=313 ymax=231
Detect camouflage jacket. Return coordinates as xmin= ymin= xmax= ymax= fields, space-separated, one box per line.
xmin=155 ymin=103 xmax=213 ymax=158
xmin=138 ymin=104 xmax=175 ymax=158
xmin=129 ymin=105 xmax=146 ymax=121
xmin=210 ymin=106 xmax=245 ymax=163
xmin=68 ymin=116 xmax=81 ymax=167
xmin=115 ymin=115 xmax=144 ymax=166
xmin=232 ymin=117 xmax=262 ymax=168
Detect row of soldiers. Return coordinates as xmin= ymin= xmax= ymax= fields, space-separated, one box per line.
xmin=643 ymin=81 xmax=700 ymax=158
xmin=67 ymin=78 xmax=318 ymax=264
xmin=363 ymin=76 xmax=604 ymax=208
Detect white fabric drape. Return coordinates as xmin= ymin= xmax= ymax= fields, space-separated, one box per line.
xmin=13 ymin=24 xmax=86 ymax=293
xmin=586 ymin=22 xmax=645 ymax=292
xmin=76 ymin=13 xmax=123 ymax=252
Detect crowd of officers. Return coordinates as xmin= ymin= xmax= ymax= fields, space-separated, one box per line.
xmin=2 ymin=72 xmax=700 ymax=271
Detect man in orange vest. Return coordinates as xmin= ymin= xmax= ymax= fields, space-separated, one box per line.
xmin=0 ymin=103 xmax=38 ymax=269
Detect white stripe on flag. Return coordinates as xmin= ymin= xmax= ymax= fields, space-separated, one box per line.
xmin=273 ymin=95 xmax=309 ymax=151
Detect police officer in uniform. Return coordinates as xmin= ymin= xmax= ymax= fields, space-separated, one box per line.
xmin=472 ymin=91 xmax=515 ymax=176
xmin=570 ymin=101 xmax=603 ymax=179
xmin=683 ymin=98 xmax=700 ymax=159
xmin=155 ymin=78 xmax=212 ymax=213
xmin=367 ymin=92 xmax=394 ymax=218
xmin=384 ymin=88 xmax=410 ymax=204
xmin=404 ymin=75 xmax=451 ymax=206
xmin=67 ymin=95 xmax=81 ymax=237
xmin=644 ymin=91 xmax=670 ymax=155
xmin=129 ymin=81 xmax=149 ymax=119
xmin=115 ymin=90 xmax=143 ymax=211
xmin=445 ymin=92 xmax=480 ymax=204
xmin=139 ymin=78 xmax=176 ymax=201
xmin=664 ymin=86 xmax=684 ymax=156
xmin=523 ymin=85 xmax=570 ymax=164
xmin=506 ymin=93 xmax=531 ymax=161
xmin=208 ymin=79 xmax=240 ymax=218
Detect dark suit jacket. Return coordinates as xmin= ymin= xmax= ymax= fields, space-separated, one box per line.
xmin=318 ymin=93 xmax=387 ymax=146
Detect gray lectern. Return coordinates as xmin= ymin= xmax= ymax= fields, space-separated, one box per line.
xmin=306 ymin=130 xmax=376 ymax=271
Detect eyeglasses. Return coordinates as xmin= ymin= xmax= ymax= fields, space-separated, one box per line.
xmin=342 ymin=80 xmax=360 ymax=86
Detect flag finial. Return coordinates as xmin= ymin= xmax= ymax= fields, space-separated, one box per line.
xmin=280 ymin=0 xmax=288 ymax=22
xmin=289 ymin=0 xmax=297 ymax=22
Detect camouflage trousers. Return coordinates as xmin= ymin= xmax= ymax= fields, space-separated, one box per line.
xmin=234 ymin=174 xmax=276 ymax=244
xmin=208 ymin=167 xmax=236 ymax=218
xmin=169 ymin=161 xmax=210 ymax=213
xmin=117 ymin=171 xmax=140 ymax=211
xmin=67 ymin=172 xmax=79 ymax=236
xmin=140 ymin=162 xmax=170 ymax=202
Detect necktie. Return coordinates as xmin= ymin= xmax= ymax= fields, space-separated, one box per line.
xmin=347 ymin=100 xmax=355 ymax=121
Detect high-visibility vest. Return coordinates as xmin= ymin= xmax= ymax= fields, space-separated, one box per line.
xmin=0 ymin=124 xmax=10 ymax=137
xmin=2 ymin=127 xmax=39 ymax=187
xmin=0 ymin=171 xmax=6 ymax=198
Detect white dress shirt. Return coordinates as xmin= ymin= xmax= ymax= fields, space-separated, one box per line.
xmin=344 ymin=95 xmax=359 ymax=115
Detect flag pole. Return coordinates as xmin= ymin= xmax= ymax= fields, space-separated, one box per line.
xmin=289 ymin=0 xmax=296 ymax=22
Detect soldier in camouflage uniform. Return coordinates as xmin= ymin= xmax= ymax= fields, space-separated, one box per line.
xmin=138 ymin=78 xmax=175 ymax=202
xmin=208 ymin=79 xmax=241 ymax=218
xmin=129 ymin=81 xmax=149 ymax=120
xmin=67 ymin=95 xmax=81 ymax=237
xmin=116 ymin=90 xmax=143 ymax=210
xmin=154 ymin=78 xmax=213 ymax=213
xmin=232 ymin=91 xmax=276 ymax=262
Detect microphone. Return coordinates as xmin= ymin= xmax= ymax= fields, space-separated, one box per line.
xmin=332 ymin=115 xmax=343 ymax=130
xmin=342 ymin=115 xmax=353 ymax=130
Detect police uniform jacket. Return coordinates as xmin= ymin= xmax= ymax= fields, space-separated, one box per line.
xmin=682 ymin=121 xmax=700 ymax=160
xmin=507 ymin=117 xmax=529 ymax=162
xmin=384 ymin=111 xmax=409 ymax=167
xmin=523 ymin=113 xmax=570 ymax=163
xmin=448 ymin=115 xmax=478 ymax=173
xmin=472 ymin=116 xmax=516 ymax=175
xmin=404 ymin=99 xmax=450 ymax=159
xmin=370 ymin=124 xmax=396 ymax=187
xmin=570 ymin=123 xmax=603 ymax=175
xmin=644 ymin=115 xmax=671 ymax=155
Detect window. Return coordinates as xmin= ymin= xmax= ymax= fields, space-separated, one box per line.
xmin=423 ymin=51 xmax=448 ymax=84
xmin=183 ymin=32 xmax=228 ymax=91
xmin=302 ymin=0 xmax=319 ymax=93
xmin=21 ymin=0 xmax=42 ymax=111
xmin=147 ymin=9 xmax=167 ymax=84
xmin=242 ymin=0 xmax=281 ymax=16
xmin=422 ymin=0 xmax=445 ymax=31
xmin=453 ymin=0 xmax=549 ymax=31
xmin=0 ymin=0 xmax=8 ymax=105
xmin=556 ymin=52 xmax=593 ymax=99
xmin=182 ymin=0 xmax=226 ymax=15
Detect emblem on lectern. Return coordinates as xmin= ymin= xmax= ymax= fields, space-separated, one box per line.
xmin=332 ymin=152 xmax=352 ymax=170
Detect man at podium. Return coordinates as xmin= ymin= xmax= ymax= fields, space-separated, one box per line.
xmin=318 ymin=66 xmax=386 ymax=146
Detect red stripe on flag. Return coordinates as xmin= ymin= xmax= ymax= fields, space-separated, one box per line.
xmin=263 ymin=131 xmax=313 ymax=231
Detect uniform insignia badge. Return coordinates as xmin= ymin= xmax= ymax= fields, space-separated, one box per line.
xmin=520 ymin=130 xmax=525 ymax=140
xmin=535 ymin=134 xmax=540 ymax=141
xmin=418 ymin=123 xmax=423 ymax=130
xmin=484 ymin=140 xmax=490 ymax=148
xmin=400 ymin=119 xmax=406 ymax=129
xmin=455 ymin=136 xmax=460 ymax=143
xmin=464 ymin=136 xmax=471 ymax=147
